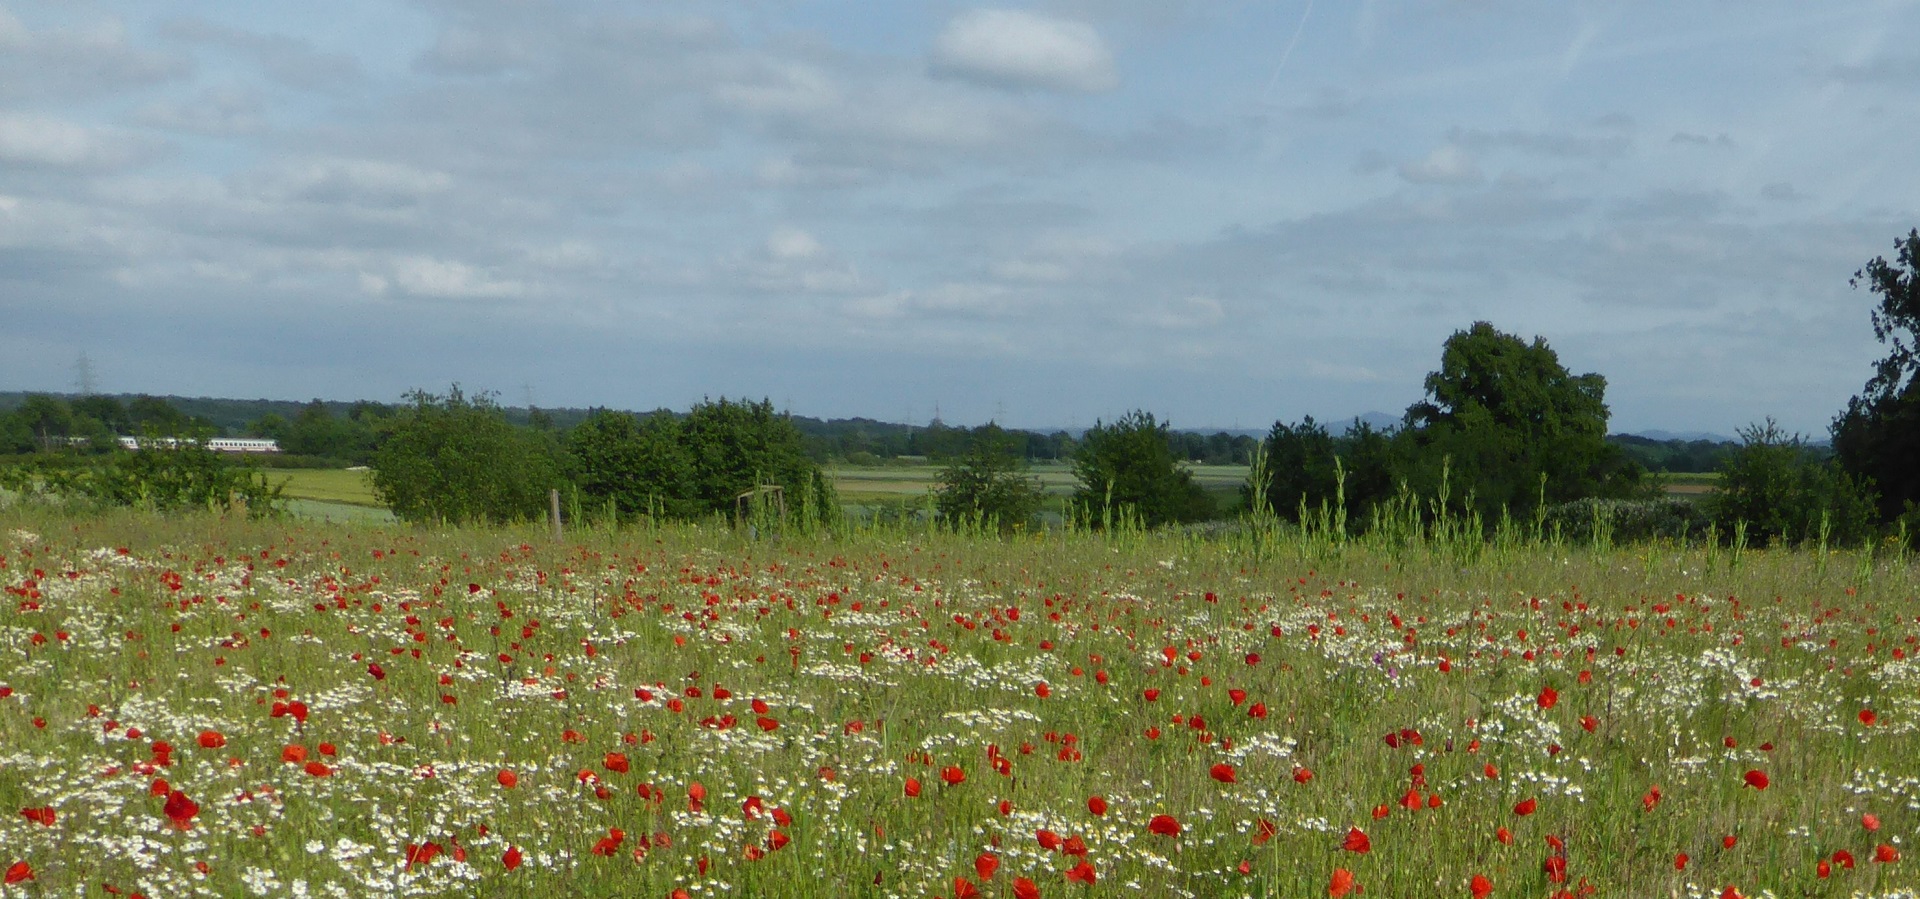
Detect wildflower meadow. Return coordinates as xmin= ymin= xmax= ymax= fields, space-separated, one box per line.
xmin=1 ymin=509 xmax=1916 ymax=899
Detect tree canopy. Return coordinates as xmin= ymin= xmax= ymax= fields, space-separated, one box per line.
xmin=1402 ymin=322 xmax=1641 ymax=519
xmin=1833 ymin=229 xmax=1920 ymax=526
xmin=1071 ymin=411 xmax=1213 ymax=528
xmin=369 ymin=386 xmax=561 ymax=525
xmin=935 ymin=423 xmax=1044 ymax=531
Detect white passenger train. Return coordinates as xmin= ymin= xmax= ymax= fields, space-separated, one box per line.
xmin=111 ymin=436 xmax=282 ymax=453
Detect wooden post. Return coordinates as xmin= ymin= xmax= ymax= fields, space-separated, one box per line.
xmin=550 ymin=489 xmax=563 ymax=542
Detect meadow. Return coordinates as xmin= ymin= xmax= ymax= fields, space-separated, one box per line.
xmin=0 ymin=508 xmax=1915 ymax=899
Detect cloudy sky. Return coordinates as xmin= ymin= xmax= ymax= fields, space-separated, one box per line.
xmin=3 ymin=1 xmax=1916 ymax=434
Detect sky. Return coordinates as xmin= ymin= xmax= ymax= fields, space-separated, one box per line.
xmin=2 ymin=1 xmax=1916 ymax=435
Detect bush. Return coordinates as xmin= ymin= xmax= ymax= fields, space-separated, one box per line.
xmin=0 ymin=445 xmax=282 ymax=515
xmin=370 ymin=387 xmax=562 ymax=525
xmin=565 ymin=409 xmax=696 ymax=521
xmin=935 ymin=424 xmax=1044 ymax=532
xmin=1708 ymin=420 xmax=1878 ymax=548
xmin=1071 ymin=411 xmax=1213 ymax=528
xmin=1539 ymin=497 xmax=1710 ymax=544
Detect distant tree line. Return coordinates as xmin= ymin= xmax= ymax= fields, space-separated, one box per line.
xmin=5 ymin=231 xmax=1914 ymax=544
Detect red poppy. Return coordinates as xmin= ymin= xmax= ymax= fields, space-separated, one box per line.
xmin=1065 ymin=861 xmax=1096 ymax=884
xmin=1496 ymin=827 xmax=1513 ymax=845
xmin=1742 ymin=770 xmax=1768 ymax=790
xmin=1863 ymin=813 xmax=1881 ymax=831
xmin=954 ymin=878 xmax=981 ymax=899
xmin=1542 ymin=856 xmax=1567 ymax=883
xmin=941 ymin=766 xmax=965 ymax=786
xmin=1470 ymin=874 xmax=1492 ymax=898
xmin=1087 ymin=796 xmax=1107 ymax=816
xmin=1227 ymin=689 xmax=1247 ymax=705
xmin=503 ymin=846 xmax=523 ymax=871
xmin=1579 ymin=716 xmax=1597 ymax=732
xmin=404 ymin=842 xmax=444 ymax=869
xmin=1148 ymin=815 xmax=1181 ymax=837
xmin=1818 ymin=859 xmax=1831 ymax=878
xmin=1034 ymin=682 xmax=1051 ymax=698
xmin=18 ymin=807 xmax=54 ymax=827
xmin=1012 ymin=877 xmax=1040 ymax=899
xmin=1253 ymin=818 xmax=1277 ymax=845
xmin=1674 ymin=853 xmax=1688 ymax=870
xmin=1514 ymin=798 xmax=1537 ymax=816
xmin=1210 ymin=763 xmax=1237 ymax=783
xmin=5 ymin=862 xmax=32 ymax=884
xmin=1328 ymin=868 xmax=1356 ymax=897
xmin=905 ymin=778 xmax=922 ymax=798
xmin=590 ymin=828 xmax=625 ymax=856
xmin=1143 ymin=688 xmax=1160 ymax=701
xmin=1037 ymin=829 xmax=1064 ymax=851
xmin=1341 ymin=827 xmax=1370 ymax=853
xmin=756 ymin=716 xmax=779 ymax=732
xmin=197 ymin=731 xmax=225 ymax=749
xmin=497 ymin=769 xmax=518 ymax=789
xmin=604 ymin=753 xmax=630 ymax=774
xmin=1537 ymin=686 xmax=1559 ymax=710
xmin=303 ymin=761 xmax=332 ymax=777
xmin=1293 ymin=767 xmax=1313 ymax=783
xmin=1859 ymin=709 xmax=1878 ymax=726
xmin=162 ymin=790 xmax=198 ymax=829
xmin=975 ymin=852 xmax=998 ymax=880
xmin=1875 ymin=844 xmax=1900 ymax=863
xmin=1833 ymin=849 xmax=1856 ymax=869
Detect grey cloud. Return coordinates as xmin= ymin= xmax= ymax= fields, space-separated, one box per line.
xmin=1398 ymin=144 xmax=1482 ymax=184
xmin=135 ymin=87 xmax=267 ymax=136
xmin=157 ymin=17 xmax=361 ymax=90
xmin=1828 ymin=54 xmax=1920 ymax=84
xmin=1669 ymin=131 xmax=1735 ymax=148
xmin=0 ymin=10 xmax=188 ymax=100
xmin=1448 ymin=127 xmax=1631 ymax=159
xmin=0 ymin=114 xmax=159 ymax=170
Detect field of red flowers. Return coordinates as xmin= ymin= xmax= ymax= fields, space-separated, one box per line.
xmin=1 ymin=512 xmax=1916 ymax=898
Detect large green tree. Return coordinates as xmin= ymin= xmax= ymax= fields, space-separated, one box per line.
xmin=1250 ymin=417 xmax=1398 ymax=531
xmin=566 ymin=409 xmax=696 ymax=520
xmin=935 ymin=423 xmax=1044 ymax=532
xmin=1071 ymin=411 xmax=1213 ymax=528
xmin=1402 ymin=322 xmax=1642 ymax=520
xmin=678 ymin=398 xmax=835 ymax=520
xmin=370 ymin=386 xmax=562 ymax=525
xmin=1833 ymin=229 xmax=1920 ymax=528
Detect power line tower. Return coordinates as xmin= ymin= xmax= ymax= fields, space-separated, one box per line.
xmin=74 ymin=351 xmax=98 ymax=396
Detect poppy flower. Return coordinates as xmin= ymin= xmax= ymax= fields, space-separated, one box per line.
xmin=18 ymin=807 xmax=54 ymax=827
xmin=1470 ymin=874 xmax=1492 ymax=898
xmin=1742 ymin=770 xmax=1768 ymax=790
xmin=1537 ymin=686 xmax=1559 ymax=710
xmin=281 ymin=745 xmax=307 ymax=764
xmin=1012 ymin=877 xmax=1040 ymax=899
xmin=1254 ymin=818 xmax=1277 ymax=845
xmin=1818 ymin=859 xmax=1831 ymax=878
xmin=1329 ymin=868 xmax=1356 ymax=897
xmin=303 ymin=761 xmax=332 ymax=777
xmin=1875 ymin=844 xmax=1900 ymax=863
xmin=1674 ymin=853 xmax=1688 ymax=870
xmin=503 ymin=846 xmax=523 ymax=871
xmin=1038 ymin=829 xmax=1064 ymax=851
xmin=497 ymin=769 xmax=518 ymax=789
xmin=1496 ymin=827 xmax=1513 ymax=845
xmin=5 ymin=862 xmax=32 ymax=884
xmin=1148 ymin=815 xmax=1181 ymax=837
xmin=1833 ymin=849 xmax=1856 ymax=869
xmin=590 ymin=828 xmax=625 ymax=856
xmin=604 ymin=753 xmax=629 ymax=774
xmin=1341 ymin=827 xmax=1371 ymax=853
xmin=905 ymin=778 xmax=922 ymax=798
xmin=975 ymin=852 xmax=998 ymax=879
xmin=1227 ymin=689 xmax=1247 ymax=705
xmin=1863 ymin=813 xmax=1881 ymax=831
xmin=1087 ymin=796 xmax=1107 ymax=816
xmin=954 ymin=878 xmax=981 ymax=899
xmin=162 ymin=790 xmax=198 ymax=829
xmin=405 ymin=842 xmax=444 ymax=869
xmin=1210 ymin=763 xmax=1237 ymax=783
xmin=1514 ymin=798 xmax=1537 ymax=816
xmin=941 ymin=766 xmax=965 ymax=786
xmin=1542 ymin=856 xmax=1567 ymax=883
xmin=1859 ymin=709 xmax=1877 ymax=726
xmin=1065 ymin=861 xmax=1096 ymax=884
xmin=1293 ymin=767 xmax=1313 ymax=784
xmin=197 ymin=731 xmax=226 ymax=749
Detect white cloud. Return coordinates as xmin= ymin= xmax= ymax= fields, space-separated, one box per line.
xmin=1398 ymin=144 xmax=1483 ymax=184
xmin=247 ymin=158 xmax=453 ymax=208
xmin=0 ymin=114 xmax=145 ymax=169
xmin=930 ymin=9 xmax=1118 ymax=93
xmin=767 ymin=227 xmax=823 ymax=261
xmin=391 ymin=256 xmax=524 ymax=299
